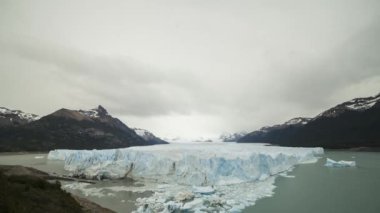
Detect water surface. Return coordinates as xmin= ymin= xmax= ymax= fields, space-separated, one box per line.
xmin=243 ymin=151 xmax=380 ymax=213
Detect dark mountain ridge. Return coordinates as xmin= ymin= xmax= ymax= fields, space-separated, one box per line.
xmin=0 ymin=105 xmax=167 ymax=152
xmin=238 ymin=93 xmax=380 ymax=148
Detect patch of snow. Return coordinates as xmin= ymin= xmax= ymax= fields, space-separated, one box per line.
xmin=133 ymin=128 xmax=158 ymax=141
xmin=0 ymin=107 xmax=8 ymax=114
xmin=345 ymin=96 xmax=380 ymax=111
xmin=78 ymin=109 xmax=100 ymax=118
xmin=219 ymin=131 xmax=248 ymax=142
xmin=134 ymin=128 xmax=148 ymax=137
xmin=284 ymin=117 xmax=310 ymax=125
xmin=324 ymin=158 xmax=356 ymax=167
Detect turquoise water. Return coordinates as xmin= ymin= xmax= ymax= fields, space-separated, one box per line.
xmin=243 ymin=151 xmax=380 ymax=213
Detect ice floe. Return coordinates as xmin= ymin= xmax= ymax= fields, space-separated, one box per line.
xmin=325 ymin=158 xmax=356 ymax=167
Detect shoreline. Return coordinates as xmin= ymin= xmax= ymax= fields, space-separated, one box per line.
xmin=0 ymin=165 xmax=114 ymax=213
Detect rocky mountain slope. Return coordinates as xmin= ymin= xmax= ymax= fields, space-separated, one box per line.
xmin=0 ymin=106 xmax=167 ymax=152
xmin=219 ymin=131 xmax=248 ymax=142
xmin=133 ymin=128 xmax=167 ymax=145
xmin=239 ymin=93 xmax=380 ymax=148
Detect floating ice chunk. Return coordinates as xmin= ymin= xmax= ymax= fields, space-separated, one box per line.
xmin=279 ymin=173 xmax=295 ymax=178
xmin=182 ymin=198 xmax=203 ymax=210
xmin=34 ymin=155 xmax=44 ymax=159
xmin=192 ymin=186 xmax=215 ymax=195
xmin=175 ymin=191 xmax=194 ymax=202
xmin=325 ymin=158 xmax=356 ymax=167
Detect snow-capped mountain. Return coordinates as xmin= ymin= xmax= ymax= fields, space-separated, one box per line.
xmin=133 ymin=128 xmax=167 ymax=144
xmin=235 ymin=117 xmax=311 ymax=142
xmin=78 ymin=105 xmax=109 ymax=118
xmin=239 ymin=92 xmax=380 ymax=148
xmin=219 ymin=131 xmax=248 ymax=142
xmin=316 ymin=93 xmax=380 ymax=118
xmin=0 ymin=107 xmax=40 ymax=126
xmin=256 ymin=117 xmax=312 ymax=134
xmin=0 ymin=105 xmax=167 ymax=151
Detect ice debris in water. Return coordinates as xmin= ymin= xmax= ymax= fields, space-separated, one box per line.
xmin=325 ymin=158 xmax=356 ymax=167
xmin=48 ymin=143 xmax=323 ymax=212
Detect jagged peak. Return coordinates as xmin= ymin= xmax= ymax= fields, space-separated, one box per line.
xmin=77 ymin=105 xmax=110 ymax=118
xmin=94 ymin=105 xmax=108 ymax=116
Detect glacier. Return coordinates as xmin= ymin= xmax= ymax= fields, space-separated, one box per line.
xmin=49 ymin=143 xmax=323 ymax=212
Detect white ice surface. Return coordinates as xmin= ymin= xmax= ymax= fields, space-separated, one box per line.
xmin=325 ymin=158 xmax=356 ymax=167
xmin=48 ymin=144 xmax=323 ymax=185
xmin=50 ymin=143 xmax=323 ymax=212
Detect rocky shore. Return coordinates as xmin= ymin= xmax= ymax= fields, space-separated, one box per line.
xmin=0 ymin=165 xmax=114 ymax=213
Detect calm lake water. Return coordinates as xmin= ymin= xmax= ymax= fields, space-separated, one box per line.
xmin=244 ymin=151 xmax=380 ymax=213
xmin=1 ymin=150 xmax=379 ymax=213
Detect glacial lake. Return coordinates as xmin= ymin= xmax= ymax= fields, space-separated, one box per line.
xmin=0 ymin=150 xmax=379 ymax=213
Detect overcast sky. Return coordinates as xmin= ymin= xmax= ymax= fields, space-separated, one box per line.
xmin=1 ymin=0 xmax=379 ymax=138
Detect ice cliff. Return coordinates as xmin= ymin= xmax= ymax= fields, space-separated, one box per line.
xmin=48 ymin=144 xmax=323 ymax=185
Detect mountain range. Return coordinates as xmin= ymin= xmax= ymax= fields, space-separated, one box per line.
xmin=1 ymin=93 xmax=379 ymax=151
xmin=219 ymin=131 xmax=248 ymax=142
xmin=238 ymin=93 xmax=380 ymax=149
xmin=0 ymin=105 xmax=167 ymax=152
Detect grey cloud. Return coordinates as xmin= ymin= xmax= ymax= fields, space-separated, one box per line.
xmin=1 ymin=0 xmax=380 ymax=137
xmin=0 ymin=37 xmax=220 ymax=117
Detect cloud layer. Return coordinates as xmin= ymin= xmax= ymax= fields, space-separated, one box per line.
xmin=1 ymin=0 xmax=379 ymax=137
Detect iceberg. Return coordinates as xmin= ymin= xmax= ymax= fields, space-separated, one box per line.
xmin=192 ymin=186 xmax=215 ymax=195
xmin=49 ymin=143 xmax=323 ymax=212
xmin=325 ymin=158 xmax=356 ymax=167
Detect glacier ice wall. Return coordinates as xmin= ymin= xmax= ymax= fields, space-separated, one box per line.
xmin=48 ymin=143 xmax=323 ymax=186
